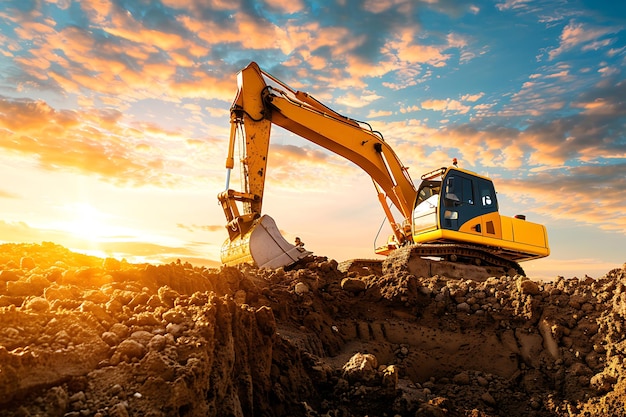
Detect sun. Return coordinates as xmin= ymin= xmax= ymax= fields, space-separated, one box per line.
xmin=62 ymin=202 xmax=114 ymax=242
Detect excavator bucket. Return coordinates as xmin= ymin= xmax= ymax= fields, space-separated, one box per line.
xmin=220 ymin=215 xmax=312 ymax=268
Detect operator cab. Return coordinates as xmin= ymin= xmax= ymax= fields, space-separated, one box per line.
xmin=441 ymin=168 xmax=498 ymax=232
xmin=412 ymin=166 xmax=499 ymax=236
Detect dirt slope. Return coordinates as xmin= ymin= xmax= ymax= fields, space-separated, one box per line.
xmin=1 ymin=242 xmax=625 ymax=416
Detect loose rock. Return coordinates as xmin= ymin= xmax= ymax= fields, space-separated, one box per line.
xmin=0 ymin=243 xmax=625 ymax=417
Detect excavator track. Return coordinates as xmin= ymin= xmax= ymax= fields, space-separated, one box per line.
xmin=338 ymin=258 xmax=384 ymax=276
xmin=340 ymin=243 xmax=524 ymax=281
xmin=385 ymin=243 xmax=524 ymax=278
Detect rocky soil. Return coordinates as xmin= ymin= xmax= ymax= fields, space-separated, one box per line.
xmin=1 ymin=242 xmax=626 ymax=416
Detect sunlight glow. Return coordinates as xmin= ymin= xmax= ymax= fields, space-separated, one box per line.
xmin=58 ymin=202 xmax=117 ymax=242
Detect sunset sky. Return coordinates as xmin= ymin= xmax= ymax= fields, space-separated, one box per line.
xmin=1 ymin=0 xmax=625 ymax=280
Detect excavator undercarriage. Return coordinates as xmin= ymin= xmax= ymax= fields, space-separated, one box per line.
xmin=339 ymin=244 xmax=524 ymax=281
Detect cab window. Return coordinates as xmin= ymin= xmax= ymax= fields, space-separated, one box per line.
xmin=445 ymin=176 xmax=474 ymax=205
xmin=478 ymin=179 xmax=496 ymax=208
xmin=416 ymin=181 xmax=441 ymax=206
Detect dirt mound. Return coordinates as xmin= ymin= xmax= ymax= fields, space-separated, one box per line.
xmin=1 ymin=242 xmax=626 ymax=416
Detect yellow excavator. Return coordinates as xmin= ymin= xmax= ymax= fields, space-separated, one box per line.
xmin=218 ymin=62 xmax=549 ymax=278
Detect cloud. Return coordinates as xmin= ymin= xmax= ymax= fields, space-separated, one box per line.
xmin=363 ymin=0 xmax=413 ymax=14
xmin=525 ymin=79 xmax=626 ymax=164
xmin=429 ymin=124 xmax=527 ymax=168
xmin=369 ymin=120 xmax=626 ymax=247
xmin=496 ymin=0 xmax=533 ymax=12
xmin=362 ymin=118 xmax=440 ymax=168
xmin=3 ymin=1 xmax=233 ymax=104
xmin=367 ymin=109 xmax=393 ymax=118
xmin=387 ymin=28 xmax=452 ymax=67
xmin=183 ymin=1 xmax=469 ymax=92
xmin=439 ymin=87 xmax=626 ymax=169
xmin=0 ymin=189 xmax=19 ymax=199
xmin=177 ymin=223 xmax=224 ymax=233
xmin=95 ymin=240 xmax=200 ymax=257
xmin=500 ymin=164 xmax=626 ymax=235
xmin=0 ymin=220 xmax=59 ymax=244
xmin=0 ymin=0 xmax=481 ymax=108
xmin=371 ymin=27 xmax=474 ymax=89
xmin=421 ymin=98 xmax=471 ymax=115
xmin=399 ymin=105 xmax=420 ymax=114
xmin=263 ymin=143 xmax=349 ymax=190
xmin=226 ymin=138 xmax=386 ymax=195
xmin=549 ymin=21 xmax=621 ymax=60
xmin=179 ymin=11 xmax=291 ymax=55
xmin=205 ymin=106 xmax=229 ymax=118
xmin=598 ymin=65 xmax=620 ymax=78
xmin=0 ymin=96 xmax=223 ymax=187
xmin=264 ymin=0 xmax=305 ymax=14
xmin=0 ymin=98 xmax=152 ymax=185
xmin=461 ymin=93 xmax=485 ymax=102
xmin=335 ymin=91 xmax=382 ymax=108
xmin=382 ymin=67 xmax=428 ymax=90
xmin=387 ymin=70 xmax=626 ymax=176
xmin=500 ymin=63 xmax=578 ymax=117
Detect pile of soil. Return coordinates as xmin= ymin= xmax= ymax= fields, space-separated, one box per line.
xmin=1 ymin=242 xmax=625 ymax=417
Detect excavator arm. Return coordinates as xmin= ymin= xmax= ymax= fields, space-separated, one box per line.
xmin=218 ymin=62 xmax=418 ymax=267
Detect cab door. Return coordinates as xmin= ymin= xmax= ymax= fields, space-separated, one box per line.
xmin=412 ymin=180 xmax=441 ymax=234
xmin=440 ymin=170 xmax=500 ymax=237
xmin=476 ymin=178 xmax=502 ymax=239
xmin=440 ymin=170 xmax=478 ymax=233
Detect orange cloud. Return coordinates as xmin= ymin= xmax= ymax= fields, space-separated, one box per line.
xmin=361 ymin=26 xmax=470 ymax=89
xmin=461 ymin=92 xmax=484 ymax=102
xmin=262 ymin=144 xmax=341 ymax=190
xmin=498 ymin=165 xmax=626 ymax=235
xmin=388 ymin=28 xmax=452 ymax=66
xmin=9 ymin=0 xmax=476 ymax=101
xmin=0 ymin=96 xmax=227 ymax=187
xmin=8 ymin=6 xmax=232 ymax=105
xmin=389 ymin=122 xmax=526 ymax=169
xmin=0 ymin=189 xmax=19 ymax=199
xmin=179 ymin=13 xmax=289 ymax=54
xmin=421 ymin=98 xmax=470 ymax=115
xmin=574 ymin=98 xmax=617 ymax=115
xmin=364 ymin=0 xmax=411 ymax=14
xmin=177 ymin=223 xmax=224 ymax=233
xmin=0 ymin=220 xmax=65 ymax=245
xmin=161 ymin=0 xmax=238 ymax=12
xmin=335 ymin=91 xmax=382 ymax=108
xmin=367 ymin=109 xmax=393 ymax=118
xmin=224 ymin=141 xmax=368 ymax=194
xmin=264 ymin=0 xmax=305 ymax=14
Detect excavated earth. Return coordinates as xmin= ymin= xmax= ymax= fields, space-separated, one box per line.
xmin=1 ymin=242 xmax=626 ymax=417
